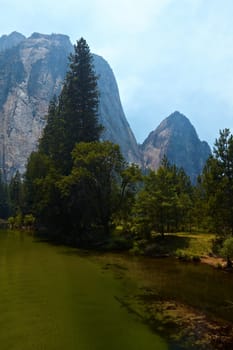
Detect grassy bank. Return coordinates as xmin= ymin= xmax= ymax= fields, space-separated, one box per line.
xmin=128 ymin=231 xmax=215 ymax=261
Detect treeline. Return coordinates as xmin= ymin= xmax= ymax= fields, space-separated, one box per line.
xmin=1 ymin=38 xmax=233 ymax=252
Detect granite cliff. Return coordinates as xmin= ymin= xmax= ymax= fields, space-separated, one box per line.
xmin=0 ymin=31 xmax=25 ymax=52
xmin=0 ymin=32 xmax=211 ymax=182
xmin=0 ymin=32 xmax=141 ymax=180
xmin=141 ymin=111 xmax=211 ymax=182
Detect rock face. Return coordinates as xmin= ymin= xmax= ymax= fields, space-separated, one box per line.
xmin=93 ymin=55 xmax=140 ymax=164
xmin=0 ymin=33 xmax=73 ymax=180
xmin=141 ymin=111 xmax=211 ymax=182
xmin=0 ymin=31 xmax=25 ymax=52
xmin=0 ymin=32 xmax=210 ymax=182
xmin=0 ymin=32 xmax=141 ymax=180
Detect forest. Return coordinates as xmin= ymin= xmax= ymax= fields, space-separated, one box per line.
xmin=1 ymin=38 xmax=233 ymax=267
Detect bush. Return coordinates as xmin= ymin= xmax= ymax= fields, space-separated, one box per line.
xmin=8 ymin=213 xmax=23 ymax=229
xmin=129 ymin=241 xmax=145 ymax=255
xmin=8 ymin=213 xmax=35 ymax=230
xmin=175 ymin=249 xmax=200 ymax=262
xmin=23 ymin=214 xmax=36 ymax=230
xmin=220 ymin=237 xmax=233 ymax=267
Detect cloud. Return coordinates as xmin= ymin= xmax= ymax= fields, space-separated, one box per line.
xmin=90 ymin=0 xmax=171 ymax=34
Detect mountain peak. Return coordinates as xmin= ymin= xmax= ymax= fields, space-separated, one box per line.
xmin=0 ymin=31 xmax=25 ymax=51
xmin=160 ymin=111 xmax=195 ymax=130
xmin=142 ymin=112 xmax=211 ymax=182
xmin=167 ymin=110 xmax=191 ymax=124
xmin=169 ymin=110 xmax=186 ymax=118
xmin=3 ymin=31 xmax=25 ymax=40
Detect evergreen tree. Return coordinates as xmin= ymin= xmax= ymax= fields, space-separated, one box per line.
xmin=0 ymin=170 xmax=9 ymax=219
xmin=9 ymin=170 xmax=24 ymax=215
xmin=39 ymin=96 xmax=67 ymax=174
xmin=62 ymin=38 xmax=103 ymax=173
xmin=39 ymin=38 xmax=103 ymax=174
xmin=115 ymin=164 xmax=143 ymax=231
xmin=24 ymin=38 xmax=105 ymax=242
xmin=24 ymin=151 xmax=64 ymax=235
xmin=57 ymin=141 xmax=124 ymax=244
xmin=201 ymin=129 xmax=233 ymax=235
xmin=133 ymin=159 xmax=193 ymax=238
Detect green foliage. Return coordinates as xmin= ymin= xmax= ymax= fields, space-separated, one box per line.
xmin=24 ymin=152 xmax=55 ymax=212
xmin=200 ymin=129 xmax=233 ymax=235
xmin=7 ymin=216 xmax=15 ymax=229
xmin=8 ymin=213 xmax=35 ymax=230
xmin=23 ymin=214 xmax=36 ymax=229
xmin=9 ymin=170 xmax=24 ymax=215
xmin=10 ymin=213 xmax=23 ymax=229
xmin=24 ymin=151 xmax=64 ymax=235
xmin=191 ymin=177 xmax=209 ymax=231
xmin=129 ymin=241 xmax=145 ymax=255
xmin=57 ymin=141 xmax=125 ymax=244
xmin=0 ymin=170 xmax=10 ymax=219
xmin=39 ymin=96 xmax=65 ymax=173
xmin=175 ymin=249 xmax=201 ymax=262
xmin=39 ymin=38 xmax=103 ymax=175
xmin=63 ymin=38 xmax=103 ymax=143
xmin=40 ymin=38 xmax=103 ymax=175
xmin=220 ymin=237 xmax=233 ymax=266
xmin=22 ymin=36 xmax=228 ymax=255
xmin=23 ymin=38 xmax=106 ymax=243
xmin=116 ymin=163 xmax=142 ymax=228
xmin=132 ymin=159 xmax=193 ymax=238
xmin=104 ymin=234 xmax=133 ymax=251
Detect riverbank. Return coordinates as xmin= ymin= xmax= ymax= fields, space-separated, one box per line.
xmin=201 ymin=255 xmax=226 ymax=268
xmin=4 ymin=229 xmax=233 ymax=349
xmin=138 ymin=290 xmax=233 ymax=349
xmin=46 ymin=229 xmax=233 ymax=348
xmin=93 ymin=250 xmax=233 ymax=350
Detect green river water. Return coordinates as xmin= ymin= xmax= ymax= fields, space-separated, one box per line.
xmin=0 ymin=230 xmax=170 ymax=350
xmin=1 ymin=230 xmax=233 ymax=350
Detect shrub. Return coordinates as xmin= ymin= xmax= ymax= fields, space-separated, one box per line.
xmin=175 ymin=249 xmax=200 ymax=262
xmin=220 ymin=237 xmax=233 ymax=267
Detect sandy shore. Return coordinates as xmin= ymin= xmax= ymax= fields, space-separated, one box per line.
xmin=200 ymin=255 xmax=226 ymax=268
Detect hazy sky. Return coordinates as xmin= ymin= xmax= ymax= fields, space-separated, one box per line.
xmin=1 ymin=0 xmax=233 ymax=146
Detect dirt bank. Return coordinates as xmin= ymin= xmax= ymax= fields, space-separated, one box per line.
xmin=200 ymin=255 xmax=226 ymax=268
xmin=138 ymin=291 xmax=233 ymax=350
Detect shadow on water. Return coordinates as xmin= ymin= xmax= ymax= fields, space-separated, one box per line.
xmin=151 ymin=235 xmax=191 ymax=255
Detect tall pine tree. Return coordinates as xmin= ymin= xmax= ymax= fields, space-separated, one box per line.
xmin=40 ymin=38 xmax=103 ymax=174
xmin=25 ymin=38 xmax=104 ymax=239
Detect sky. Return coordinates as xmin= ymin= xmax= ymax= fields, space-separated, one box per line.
xmin=1 ymin=0 xmax=233 ymax=147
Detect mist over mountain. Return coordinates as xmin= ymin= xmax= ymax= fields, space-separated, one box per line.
xmin=0 ymin=32 xmax=211 ymax=182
